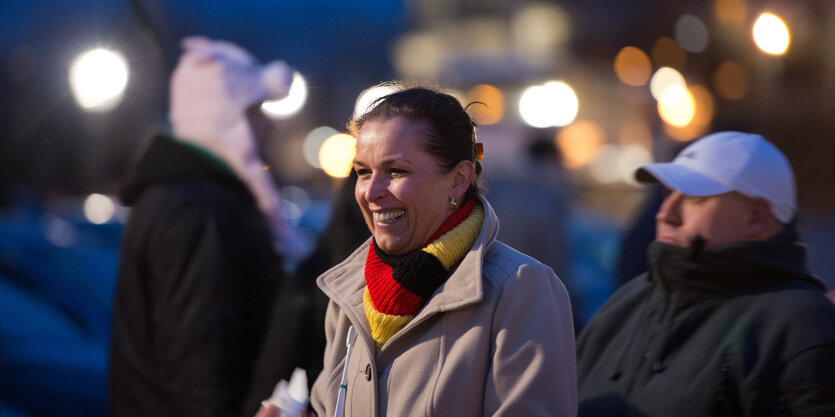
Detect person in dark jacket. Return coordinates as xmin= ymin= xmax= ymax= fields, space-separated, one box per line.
xmin=577 ymin=131 xmax=835 ymax=416
xmin=108 ymin=38 xmax=304 ymax=416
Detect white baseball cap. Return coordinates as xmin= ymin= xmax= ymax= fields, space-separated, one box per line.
xmin=635 ymin=131 xmax=797 ymax=223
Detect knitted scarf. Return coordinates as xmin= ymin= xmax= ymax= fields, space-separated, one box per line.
xmin=363 ymin=199 xmax=484 ymax=350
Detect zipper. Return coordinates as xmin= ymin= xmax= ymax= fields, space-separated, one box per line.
xmin=334 ymin=325 xmax=357 ymax=417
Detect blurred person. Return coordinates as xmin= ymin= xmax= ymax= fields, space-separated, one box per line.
xmin=109 ymin=37 xmax=305 ymax=417
xmin=256 ymin=83 xmax=577 ymax=416
xmin=577 ymin=131 xmax=835 ymax=416
xmin=487 ymin=138 xmax=574 ymax=321
xmin=242 ymin=170 xmax=369 ymax=416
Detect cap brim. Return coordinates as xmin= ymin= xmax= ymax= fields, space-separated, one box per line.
xmin=635 ymin=163 xmax=732 ymax=196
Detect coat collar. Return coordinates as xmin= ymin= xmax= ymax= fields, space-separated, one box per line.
xmin=317 ymin=195 xmax=500 ymax=343
xmin=119 ymin=133 xmax=242 ymax=205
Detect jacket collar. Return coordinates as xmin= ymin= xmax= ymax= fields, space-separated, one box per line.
xmin=648 ymin=225 xmax=824 ymax=294
xmin=119 ymin=133 xmax=244 ymax=205
xmin=317 ymin=195 xmax=500 ymax=342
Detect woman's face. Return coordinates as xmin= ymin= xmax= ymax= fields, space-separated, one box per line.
xmin=353 ymin=117 xmax=469 ymax=255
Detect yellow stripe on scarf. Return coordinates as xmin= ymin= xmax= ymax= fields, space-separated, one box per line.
xmin=363 ymin=288 xmax=414 ymax=350
xmin=422 ymin=203 xmax=484 ymax=270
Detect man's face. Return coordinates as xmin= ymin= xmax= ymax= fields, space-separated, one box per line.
xmin=655 ymin=191 xmax=755 ymax=249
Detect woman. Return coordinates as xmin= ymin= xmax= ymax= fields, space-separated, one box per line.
xmin=260 ymin=83 xmax=576 ymax=416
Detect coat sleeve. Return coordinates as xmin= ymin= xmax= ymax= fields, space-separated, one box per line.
xmin=774 ymin=343 xmax=835 ymax=414
xmin=484 ymin=262 xmax=578 ymax=416
xmin=147 ymin=201 xmax=274 ymax=417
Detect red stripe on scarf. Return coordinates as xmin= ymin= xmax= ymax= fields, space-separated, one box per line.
xmin=365 ymin=244 xmax=425 ymax=315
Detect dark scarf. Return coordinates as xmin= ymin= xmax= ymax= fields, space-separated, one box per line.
xmin=647 ymin=226 xmax=824 ymax=295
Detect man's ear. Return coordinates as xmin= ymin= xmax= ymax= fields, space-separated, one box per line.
xmin=746 ymin=198 xmax=777 ymax=238
xmin=451 ymin=160 xmax=475 ymax=196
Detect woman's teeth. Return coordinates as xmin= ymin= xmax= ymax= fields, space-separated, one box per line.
xmin=374 ymin=209 xmax=405 ymax=224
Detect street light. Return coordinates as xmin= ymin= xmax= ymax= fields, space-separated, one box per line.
xmin=262 ymin=71 xmax=307 ymax=119
xmin=69 ymin=48 xmax=129 ymax=112
xmin=519 ymin=81 xmax=578 ymax=128
xmin=753 ymin=12 xmax=790 ymax=55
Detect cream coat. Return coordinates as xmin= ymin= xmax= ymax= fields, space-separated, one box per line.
xmin=311 ymin=197 xmax=577 ymax=416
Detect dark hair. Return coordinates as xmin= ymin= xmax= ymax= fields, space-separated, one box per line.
xmin=348 ymin=82 xmax=484 ymax=201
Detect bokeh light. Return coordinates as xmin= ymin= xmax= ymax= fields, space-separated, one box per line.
xmin=69 ymin=48 xmax=129 ymax=112
xmin=663 ymin=84 xmax=714 ymax=142
xmin=83 ymin=193 xmax=116 ymax=224
xmin=354 ymin=84 xmax=400 ymax=119
xmin=675 ymin=15 xmax=709 ymax=53
xmin=651 ymin=37 xmax=686 ymax=71
xmin=511 ymin=3 xmax=571 ymax=52
xmin=319 ymin=133 xmax=357 ymax=178
xmin=393 ymin=31 xmax=444 ymax=79
xmin=614 ymin=46 xmax=652 ymax=86
xmin=712 ymin=61 xmax=750 ymax=100
xmin=556 ymin=120 xmax=604 ymax=169
xmin=650 ymin=67 xmax=686 ymax=103
xmin=657 ymin=85 xmax=696 ymax=127
xmin=466 ymin=84 xmax=504 ymax=125
xmin=43 ymin=215 xmax=78 ymax=247
xmin=261 ymin=71 xmax=307 ymax=119
xmin=279 ymin=185 xmax=311 ymax=225
xmin=688 ymin=85 xmax=715 ymax=127
xmin=714 ymin=0 xmax=747 ymax=24
xmin=753 ymin=12 xmax=790 ymax=55
xmin=303 ymin=126 xmax=338 ymax=169
xmin=588 ymin=144 xmax=622 ymax=184
xmin=519 ymin=81 xmax=579 ymax=128
xmin=664 ymin=118 xmax=710 ymax=142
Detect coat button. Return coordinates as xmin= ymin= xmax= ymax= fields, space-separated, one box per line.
xmin=365 ymin=363 xmax=372 ymax=381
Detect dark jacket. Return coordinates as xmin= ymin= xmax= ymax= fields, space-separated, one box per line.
xmin=108 ymin=134 xmax=283 ymax=417
xmin=577 ymin=227 xmax=835 ymax=416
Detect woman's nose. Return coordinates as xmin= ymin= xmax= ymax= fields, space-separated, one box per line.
xmin=657 ymin=191 xmax=683 ymax=226
xmin=364 ymin=174 xmax=387 ymax=202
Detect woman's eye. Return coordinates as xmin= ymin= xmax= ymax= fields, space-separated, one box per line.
xmin=390 ymin=168 xmax=407 ymax=176
xmin=355 ymin=168 xmax=371 ymax=177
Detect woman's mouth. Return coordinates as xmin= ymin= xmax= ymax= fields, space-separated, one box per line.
xmin=373 ymin=209 xmax=405 ymax=224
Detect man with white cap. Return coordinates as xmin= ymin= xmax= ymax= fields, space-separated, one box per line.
xmin=576 ymin=131 xmax=835 ymax=416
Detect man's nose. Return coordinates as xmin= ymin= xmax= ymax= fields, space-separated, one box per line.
xmin=657 ymin=190 xmax=683 ymax=226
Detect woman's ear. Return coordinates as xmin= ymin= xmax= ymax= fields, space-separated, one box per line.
xmin=451 ymin=160 xmax=475 ymax=196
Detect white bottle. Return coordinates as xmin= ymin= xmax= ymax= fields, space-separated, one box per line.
xmin=270 ymin=368 xmax=309 ymax=417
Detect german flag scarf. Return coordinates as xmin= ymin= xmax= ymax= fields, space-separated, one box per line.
xmin=363 ymin=199 xmax=484 ymax=350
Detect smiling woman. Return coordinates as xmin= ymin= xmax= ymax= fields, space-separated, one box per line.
xmin=256 ymin=82 xmax=578 ymax=417
xmin=351 ymin=117 xmax=471 ymax=255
